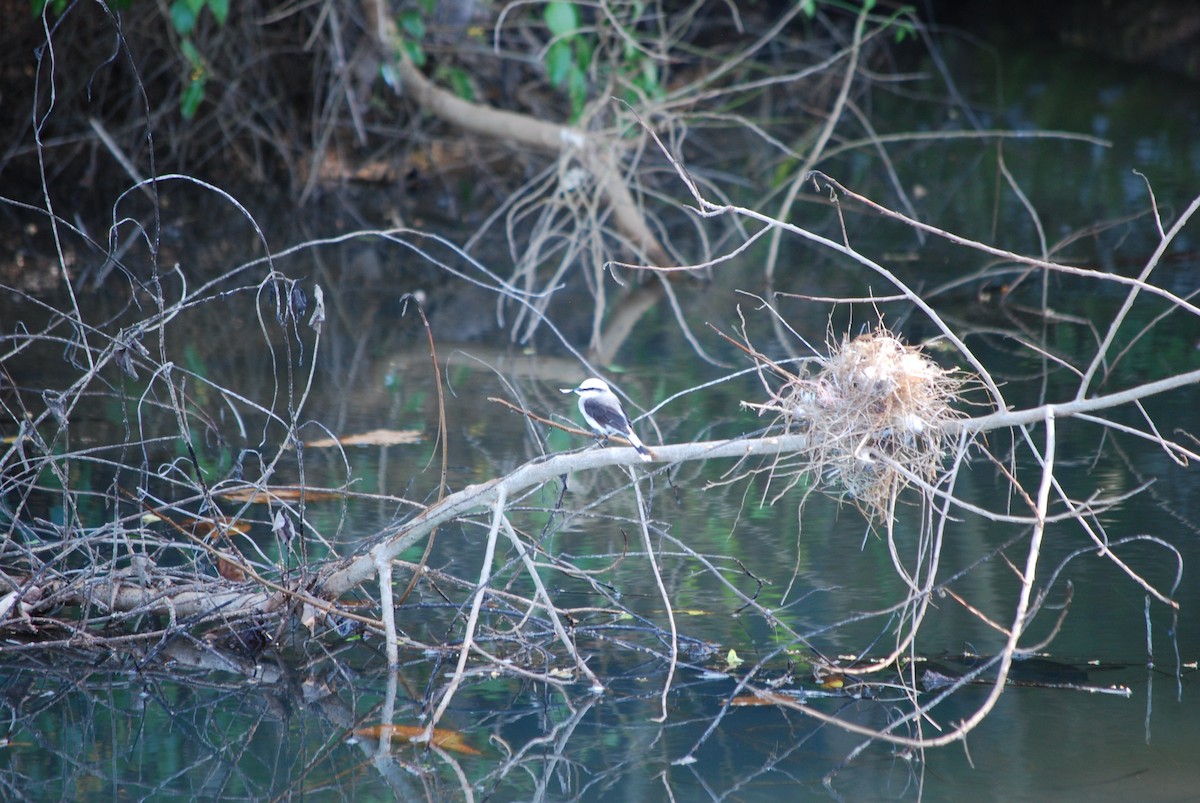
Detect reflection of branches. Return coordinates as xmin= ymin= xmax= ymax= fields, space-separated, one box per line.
xmin=631 ymin=116 xmax=1196 ymax=770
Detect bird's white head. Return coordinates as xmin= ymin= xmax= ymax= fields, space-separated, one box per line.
xmin=560 ymin=377 xmax=611 ymax=396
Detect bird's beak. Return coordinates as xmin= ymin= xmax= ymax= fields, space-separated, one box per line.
xmin=559 ymin=387 xmax=577 ymax=394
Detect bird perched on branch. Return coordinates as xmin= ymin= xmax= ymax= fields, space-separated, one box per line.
xmin=560 ymin=377 xmax=653 ymax=461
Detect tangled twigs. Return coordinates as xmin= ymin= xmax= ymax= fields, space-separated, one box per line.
xmin=747 ymin=325 xmax=968 ymax=519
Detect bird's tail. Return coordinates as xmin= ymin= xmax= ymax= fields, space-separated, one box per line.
xmin=627 ymin=431 xmax=653 ymax=462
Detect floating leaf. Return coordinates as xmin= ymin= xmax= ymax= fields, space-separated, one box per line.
xmin=725 ymin=649 xmax=744 ymax=668
xmin=730 ymin=695 xmax=771 ymax=706
xmin=215 ymin=487 xmax=344 ymax=503
xmin=216 ymin=555 xmax=246 ymax=582
xmin=305 ymin=428 xmax=422 ymax=448
xmin=181 ymin=515 xmax=250 ymax=540
xmin=819 ymin=674 xmax=845 ymax=690
xmin=353 ymin=724 xmax=482 ymax=756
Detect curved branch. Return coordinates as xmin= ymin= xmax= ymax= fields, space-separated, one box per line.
xmin=362 ymin=0 xmax=668 ymax=265
xmin=318 ymin=434 xmax=809 ymax=598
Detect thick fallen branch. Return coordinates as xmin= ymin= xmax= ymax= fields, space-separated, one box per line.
xmin=362 ymin=0 xmax=668 ymax=266
xmin=316 ymin=433 xmax=810 ymax=598
xmin=36 ymin=368 xmax=1193 ymax=625
xmin=949 ymin=366 xmax=1200 ymax=437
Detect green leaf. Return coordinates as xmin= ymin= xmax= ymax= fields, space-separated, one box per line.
xmin=573 ymin=33 xmax=593 ymax=70
xmin=567 ymin=61 xmax=587 ymax=100
xmin=543 ymin=1 xmax=578 ymax=38
xmin=545 ymin=40 xmax=571 ymax=87
xmin=567 ymin=62 xmax=587 ymax=121
xmin=446 ymin=67 xmax=474 ymax=102
xmin=180 ymin=37 xmax=201 ymax=67
xmin=33 ymin=0 xmax=65 ymax=13
xmin=180 ymin=75 xmax=206 ymax=119
xmin=399 ymin=9 xmax=425 ymax=40
xmin=206 ymin=0 xmax=229 ymax=26
xmin=170 ymin=0 xmax=197 ymax=36
xmin=637 ymin=60 xmax=662 ymax=98
xmin=401 ymin=38 xmax=426 ymax=67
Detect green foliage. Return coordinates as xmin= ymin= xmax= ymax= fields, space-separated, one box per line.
xmin=31 ymin=0 xmax=67 ymax=16
xmin=543 ymin=1 xmax=590 ymax=121
xmin=813 ymin=1 xmax=917 ymax=43
xmin=395 ymin=0 xmax=437 ymax=69
xmin=30 ymin=0 xmax=225 ymax=119
xmin=541 ymin=1 xmax=669 ymax=122
xmin=441 ymin=65 xmax=475 ymax=102
xmin=392 ymin=3 xmax=479 ymax=102
xmin=384 ymin=1 xmax=669 ymax=122
xmin=543 ymin=0 xmax=577 ymax=37
xmin=398 ymin=8 xmax=428 ymax=66
xmin=178 ymin=37 xmax=207 ymax=120
xmin=169 ymin=0 xmax=229 ymax=119
xmin=891 ymin=18 xmax=916 ymax=43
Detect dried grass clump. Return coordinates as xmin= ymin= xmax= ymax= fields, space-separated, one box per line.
xmin=755 ymin=327 xmax=966 ymax=519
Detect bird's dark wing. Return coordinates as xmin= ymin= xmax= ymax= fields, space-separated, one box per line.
xmin=582 ymin=397 xmax=630 ymax=433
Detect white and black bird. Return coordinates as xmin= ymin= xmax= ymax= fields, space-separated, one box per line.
xmin=560 ymin=377 xmax=653 ymax=461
